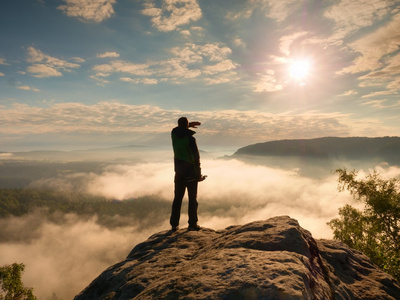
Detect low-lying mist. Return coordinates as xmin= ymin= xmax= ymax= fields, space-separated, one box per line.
xmin=0 ymin=211 xmax=162 ymax=300
xmin=1 ymin=149 xmax=399 ymax=299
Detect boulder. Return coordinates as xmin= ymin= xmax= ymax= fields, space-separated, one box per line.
xmin=75 ymin=216 xmax=400 ymax=299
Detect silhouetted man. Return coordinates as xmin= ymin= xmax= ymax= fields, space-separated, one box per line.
xmin=170 ymin=117 xmax=206 ymax=231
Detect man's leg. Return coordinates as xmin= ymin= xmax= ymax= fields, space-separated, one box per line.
xmin=187 ymin=180 xmax=198 ymax=227
xmin=170 ymin=181 xmax=186 ymax=228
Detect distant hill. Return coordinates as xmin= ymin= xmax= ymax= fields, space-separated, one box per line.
xmin=234 ymin=137 xmax=400 ymax=164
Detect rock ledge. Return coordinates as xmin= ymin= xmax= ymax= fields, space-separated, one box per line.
xmin=75 ymin=216 xmax=400 ymax=300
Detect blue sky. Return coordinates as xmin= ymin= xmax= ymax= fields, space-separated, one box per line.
xmin=1 ymin=0 xmax=400 ymax=151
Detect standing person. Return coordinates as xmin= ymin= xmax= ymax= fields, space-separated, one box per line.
xmin=170 ymin=117 xmax=206 ymax=231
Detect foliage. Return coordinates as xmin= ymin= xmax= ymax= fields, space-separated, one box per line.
xmin=0 ymin=263 xmax=37 ymax=300
xmin=328 ymin=169 xmax=400 ymax=282
xmin=0 ymin=188 xmax=170 ymax=229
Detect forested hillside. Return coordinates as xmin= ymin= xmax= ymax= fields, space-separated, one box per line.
xmin=234 ymin=137 xmax=400 ymax=164
xmin=0 ymin=189 xmax=170 ymax=229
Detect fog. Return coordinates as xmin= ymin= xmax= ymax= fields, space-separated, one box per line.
xmin=1 ymin=149 xmax=399 ymax=299
xmin=0 ymin=212 xmax=163 ymax=300
xmin=29 ymin=155 xmax=351 ymax=236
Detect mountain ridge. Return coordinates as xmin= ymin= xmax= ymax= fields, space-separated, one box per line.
xmin=234 ymin=136 xmax=400 ymax=164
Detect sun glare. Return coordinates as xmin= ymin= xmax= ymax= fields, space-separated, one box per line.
xmin=289 ymin=59 xmax=311 ymax=82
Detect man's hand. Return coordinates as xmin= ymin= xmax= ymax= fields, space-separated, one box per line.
xmin=189 ymin=121 xmax=201 ymax=128
xmin=199 ymin=175 xmax=207 ymax=182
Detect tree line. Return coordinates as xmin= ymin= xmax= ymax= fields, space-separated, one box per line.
xmin=0 ymin=188 xmax=170 ymax=229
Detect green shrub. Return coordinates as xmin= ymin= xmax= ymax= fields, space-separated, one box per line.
xmin=328 ymin=169 xmax=400 ymax=281
xmin=0 ymin=263 xmax=37 ymax=300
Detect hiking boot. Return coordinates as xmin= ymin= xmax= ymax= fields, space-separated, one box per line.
xmin=188 ymin=224 xmax=201 ymax=231
xmin=172 ymin=226 xmax=179 ymax=231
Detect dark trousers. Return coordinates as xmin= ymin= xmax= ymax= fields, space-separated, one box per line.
xmin=170 ymin=180 xmax=198 ymax=227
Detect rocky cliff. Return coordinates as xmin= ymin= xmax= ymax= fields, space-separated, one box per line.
xmin=75 ymin=216 xmax=400 ymax=299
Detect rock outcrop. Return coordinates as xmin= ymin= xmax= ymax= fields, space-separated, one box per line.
xmin=75 ymin=216 xmax=400 ymax=299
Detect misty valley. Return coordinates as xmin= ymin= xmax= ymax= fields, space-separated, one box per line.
xmin=1 ymin=137 xmax=399 ymax=299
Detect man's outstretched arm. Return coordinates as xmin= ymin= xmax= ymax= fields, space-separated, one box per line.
xmin=189 ymin=121 xmax=201 ymax=128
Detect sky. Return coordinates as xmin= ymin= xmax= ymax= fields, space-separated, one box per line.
xmin=1 ymin=0 xmax=400 ymax=151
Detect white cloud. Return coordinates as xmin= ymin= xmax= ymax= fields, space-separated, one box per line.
xmin=190 ymin=26 xmax=203 ymax=32
xmin=202 ymin=60 xmax=237 ymax=75
xmin=233 ymin=37 xmax=246 ymax=48
xmin=0 ymin=58 xmax=9 ymax=65
xmin=92 ymin=43 xmax=237 ymax=85
xmin=339 ymin=90 xmax=358 ymax=97
xmin=0 ymin=72 xmax=4 ymax=77
xmin=141 ymin=0 xmax=202 ymax=32
xmin=27 ymin=47 xmax=80 ymax=69
xmin=57 ymin=0 xmax=116 ymax=23
xmin=265 ymin=0 xmax=300 ymax=22
xmin=253 ymin=69 xmax=283 ymax=92
xmin=27 ymin=64 xmax=62 ymax=78
xmin=92 ymin=60 xmax=151 ymax=77
xmin=26 ymin=47 xmax=80 ymax=78
xmin=17 ymin=85 xmax=40 ymax=92
xmin=362 ymin=91 xmax=394 ymax=98
xmin=97 ymin=51 xmax=120 ymax=58
xmin=203 ymin=70 xmax=238 ymax=85
xmin=89 ymin=75 xmax=110 ymax=86
xmin=356 ymin=51 xmax=400 ymax=93
xmin=324 ymin=0 xmax=392 ymax=41
xmin=361 ymin=99 xmax=388 ymax=109
xmin=180 ymin=29 xmax=191 ymax=36
xmin=71 ymin=57 xmax=86 ymax=63
xmin=169 ymin=45 xmax=201 ymax=63
xmin=339 ymin=13 xmax=400 ymax=76
xmin=360 ymin=97 xmax=400 ymax=110
xmin=279 ymin=31 xmax=308 ymax=56
xmin=120 ymin=77 xmax=158 ymax=85
xmin=225 ymin=0 xmax=300 ymax=22
xmin=196 ymin=43 xmax=232 ymax=61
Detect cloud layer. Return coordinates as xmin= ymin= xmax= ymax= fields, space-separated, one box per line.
xmin=1 ymin=101 xmax=399 ymax=151
xmin=29 ymin=156 xmax=391 ymax=236
xmin=2 ymin=149 xmax=400 ymax=299
xmin=0 ymin=212 xmax=160 ymax=300
xmin=1 ymin=158 xmax=347 ymax=299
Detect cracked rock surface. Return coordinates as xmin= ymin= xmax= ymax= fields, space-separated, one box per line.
xmin=75 ymin=216 xmax=400 ymax=300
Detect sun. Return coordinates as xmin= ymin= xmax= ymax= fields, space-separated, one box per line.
xmin=289 ymin=59 xmax=311 ymax=82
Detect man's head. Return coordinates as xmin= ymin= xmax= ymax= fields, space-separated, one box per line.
xmin=178 ymin=117 xmax=189 ymax=128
